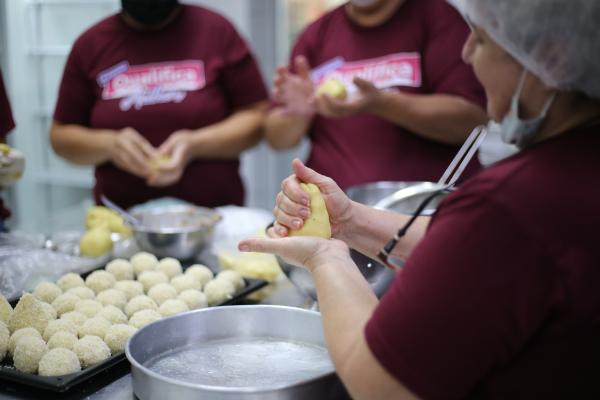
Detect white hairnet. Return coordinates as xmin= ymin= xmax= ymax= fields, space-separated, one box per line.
xmin=448 ymin=0 xmax=600 ymax=99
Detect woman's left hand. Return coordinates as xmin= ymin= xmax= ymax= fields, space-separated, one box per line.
xmin=238 ymin=235 xmax=351 ymax=273
xmin=147 ymin=130 xmax=195 ymax=187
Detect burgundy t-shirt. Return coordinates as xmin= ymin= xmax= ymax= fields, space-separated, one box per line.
xmin=1 ymin=70 xmax=16 ymax=219
xmin=54 ymin=5 xmax=268 ymax=209
xmin=291 ymin=0 xmax=485 ymax=190
xmin=365 ymin=123 xmax=600 ymax=399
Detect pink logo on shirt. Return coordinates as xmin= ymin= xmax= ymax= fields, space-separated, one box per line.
xmin=315 ymin=53 xmax=421 ymax=94
xmin=98 ymin=60 xmax=205 ymax=111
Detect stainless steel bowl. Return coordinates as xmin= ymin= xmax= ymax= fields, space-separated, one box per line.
xmin=280 ymin=181 xmax=448 ymax=302
xmin=130 ymin=205 xmax=221 ymax=260
xmin=126 ymin=305 xmax=342 ymax=400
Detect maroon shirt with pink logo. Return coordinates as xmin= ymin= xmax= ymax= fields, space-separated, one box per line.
xmin=366 ymin=124 xmax=600 ymax=399
xmin=54 ymin=5 xmax=268 ymax=209
xmin=292 ymin=0 xmax=485 ymax=189
xmin=1 ymin=70 xmax=15 ymax=220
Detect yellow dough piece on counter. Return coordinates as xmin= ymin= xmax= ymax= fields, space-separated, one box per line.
xmin=315 ymin=78 xmax=347 ymax=100
xmin=85 ymin=206 xmax=132 ymax=237
xmin=289 ymin=183 xmax=331 ymax=239
xmin=80 ymin=227 xmax=113 ymax=258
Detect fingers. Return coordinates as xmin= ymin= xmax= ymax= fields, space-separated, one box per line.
xmin=281 ymin=174 xmax=310 ymax=206
xmin=291 ymin=159 xmax=336 ymax=193
xmin=294 ymin=56 xmax=311 ymax=80
xmin=238 ymin=236 xmax=284 ymax=255
xmin=276 ymin=191 xmax=310 ymax=219
xmin=353 ymin=77 xmax=377 ymax=93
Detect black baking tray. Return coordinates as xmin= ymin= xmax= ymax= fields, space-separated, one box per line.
xmin=1 ymin=277 xmax=268 ymax=392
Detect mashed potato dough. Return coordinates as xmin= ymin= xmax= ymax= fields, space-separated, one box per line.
xmin=131 ymin=252 xmax=158 ymax=277
xmin=47 ymin=331 xmax=78 ymax=351
xmin=10 ymin=294 xmax=55 ymax=334
xmin=38 ymin=348 xmax=81 ymax=376
xmin=13 ymin=335 xmax=47 ymax=373
xmin=57 ymin=273 xmax=85 ymax=292
xmin=105 ymin=259 xmax=134 ymax=281
xmin=124 ymin=295 xmax=158 ymax=318
xmin=156 ymin=258 xmax=183 ymax=279
xmin=33 ymin=282 xmax=63 ymax=304
xmin=74 ymin=336 xmax=111 ymax=367
xmin=178 ymin=289 xmax=207 ymax=310
xmin=104 ymin=324 xmax=137 ymax=353
xmin=96 ymin=289 xmax=127 ymax=310
xmin=85 ymin=270 xmax=116 ymax=294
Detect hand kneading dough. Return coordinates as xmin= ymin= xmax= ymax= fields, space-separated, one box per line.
xmin=13 ymin=336 xmax=47 ymax=373
xmin=8 ymin=327 xmax=42 ymax=356
xmin=125 ymin=295 xmax=158 ymax=318
xmin=85 ymin=270 xmax=116 ymax=294
xmin=33 ymin=282 xmax=63 ymax=304
xmin=0 ymin=321 xmax=9 ymax=359
xmin=114 ymin=280 xmax=144 ymax=301
xmin=288 ymin=183 xmax=331 ymax=238
xmin=96 ymin=289 xmax=127 ymax=310
xmin=74 ymin=336 xmax=111 ymax=367
xmin=204 ymin=279 xmax=235 ymax=306
xmin=178 ymin=289 xmax=207 ymax=310
xmin=56 ymin=273 xmax=85 ymax=292
xmin=47 ymin=331 xmax=79 ymax=351
xmin=0 ymin=294 xmax=13 ymax=324
xmin=156 ymin=257 xmax=183 ymax=279
xmin=104 ymin=324 xmax=137 ymax=353
xmin=10 ymin=294 xmax=55 ymax=334
xmin=184 ymin=264 xmax=213 ymax=288
xmin=158 ymin=299 xmax=189 ymax=317
xmin=130 ymin=252 xmax=158 ymax=276
xmin=129 ymin=309 xmax=162 ymax=329
xmin=96 ymin=305 xmax=127 ymax=325
xmin=148 ymin=283 xmax=178 ymax=306
xmin=43 ymin=319 xmax=78 ymax=342
xmin=78 ymin=317 xmax=111 ymax=339
xmin=66 ymin=286 xmax=95 ymax=300
xmin=38 ymin=348 xmax=81 ymax=376
xmin=105 ymin=259 xmax=134 ymax=281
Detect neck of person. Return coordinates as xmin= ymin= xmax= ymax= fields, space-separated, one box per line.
xmin=121 ymin=6 xmax=181 ymax=32
xmin=535 ymin=94 xmax=600 ymax=144
xmin=345 ymin=0 xmax=405 ymax=28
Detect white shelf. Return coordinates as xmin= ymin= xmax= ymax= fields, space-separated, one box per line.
xmin=35 ymin=170 xmax=94 ymax=188
xmin=28 ymin=45 xmax=70 ymax=57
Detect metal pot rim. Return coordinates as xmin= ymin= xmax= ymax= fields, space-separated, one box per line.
xmin=125 ymin=305 xmax=335 ymax=394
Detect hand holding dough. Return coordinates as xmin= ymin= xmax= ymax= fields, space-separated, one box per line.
xmin=289 ymin=183 xmax=331 ymax=239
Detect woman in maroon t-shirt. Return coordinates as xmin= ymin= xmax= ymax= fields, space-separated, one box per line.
xmin=51 ymin=0 xmax=268 ymax=209
xmin=240 ymin=0 xmax=600 ymax=398
xmin=265 ymin=0 xmax=488 ymax=190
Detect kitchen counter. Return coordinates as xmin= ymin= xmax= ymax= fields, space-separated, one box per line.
xmin=0 ymin=279 xmax=313 ymax=400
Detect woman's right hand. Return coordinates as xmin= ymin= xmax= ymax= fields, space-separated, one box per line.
xmin=271 ymin=159 xmax=353 ymax=239
xmin=109 ymin=127 xmax=156 ymax=178
xmin=272 ymin=56 xmax=316 ymax=118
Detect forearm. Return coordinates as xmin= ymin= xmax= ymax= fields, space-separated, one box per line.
xmin=264 ymin=108 xmax=313 ymax=150
xmin=339 ymin=202 xmax=430 ymax=262
xmin=188 ymin=102 xmax=267 ymax=159
xmin=368 ymin=91 xmax=487 ymax=145
xmin=50 ymin=122 xmax=116 ymax=165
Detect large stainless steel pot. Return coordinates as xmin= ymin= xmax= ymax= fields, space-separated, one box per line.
xmin=126 ymin=305 xmax=343 ymax=400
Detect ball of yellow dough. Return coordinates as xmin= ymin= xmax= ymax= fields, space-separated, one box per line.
xmin=184 ymin=265 xmax=213 ymax=288
xmin=38 ymin=348 xmax=81 ymax=376
xmin=8 ymin=327 xmax=42 ymax=356
xmin=124 ymin=295 xmax=158 ymax=318
xmin=216 ymin=270 xmax=245 ymax=292
xmin=85 ymin=270 xmax=116 ymax=294
xmin=137 ymin=271 xmax=169 ymax=293
xmin=33 ymin=282 xmax=63 ymax=304
xmin=288 ymin=183 xmax=332 ymax=239
xmin=158 ymin=299 xmax=189 ymax=317
xmin=66 ymin=286 xmax=95 ymax=300
xmin=148 ymin=283 xmax=178 ymax=306
xmin=114 ymin=280 xmax=144 ymax=301
xmin=129 ymin=309 xmax=162 ymax=329
xmin=204 ymin=279 xmax=235 ymax=306
xmin=13 ymin=335 xmax=47 ymax=373
xmin=0 ymin=321 xmax=9 ymax=360
xmin=105 ymin=259 xmax=134 ymax=281
xmin=56 ymin=273 xmax=85 ymax=292
xmin=10 ymin=293 xmax=55 ymax=333
xmin=156 ymin=258 xmax=183 ymax=279
xmin=47 ymin=331 xmax=79 ymax=351
xmin=96 ymin=289 xmax=127 ymax=310
xmin=60 ymin=311 xmax=88 ymax=327
xmin=79 ymin=226 xmax=113 ymax=257
xmin=170 ymin=275 xmax=201 ymax=294
xmin=178 ymin=289 xmax=208 ymax=310
xmin=78 ymin=317 xmax=111 ymax=339
xmin=130 ymin=252 xmax=158 ymax=277
xmin=315 ymin=78 xmax=347 ymax=100
xmin=74 ymin=335 xmax=111 ymax=367
xmin=96 ymin=305 xmax=127 ymax=325
xmin=103 ymin=324 xmax=137 ymax=353
xmin=43 ymin=319 xmax=78 ymax=342
xmin=75 ymin=299 xmax=103 ymax=318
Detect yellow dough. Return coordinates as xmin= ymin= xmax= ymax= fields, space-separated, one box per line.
xmin=80 ymin=226 xmax=113 ymax=257
xmin=316 ymin=78 xmax=347 ymax=100
xmin=289 ymin=183 xmax=331 ymax=239
xmin=149 ymin=155 xmax=171 ymax=171
xmin=85 ymin=206 xmax=132 ymax=237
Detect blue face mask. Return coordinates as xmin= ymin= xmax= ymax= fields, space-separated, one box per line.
xmin=500 ymin=69 xmax=556 ymax=149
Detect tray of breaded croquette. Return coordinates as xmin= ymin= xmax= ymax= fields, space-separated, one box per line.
xmin=0 ymin=251 xmax=267 ymax=392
